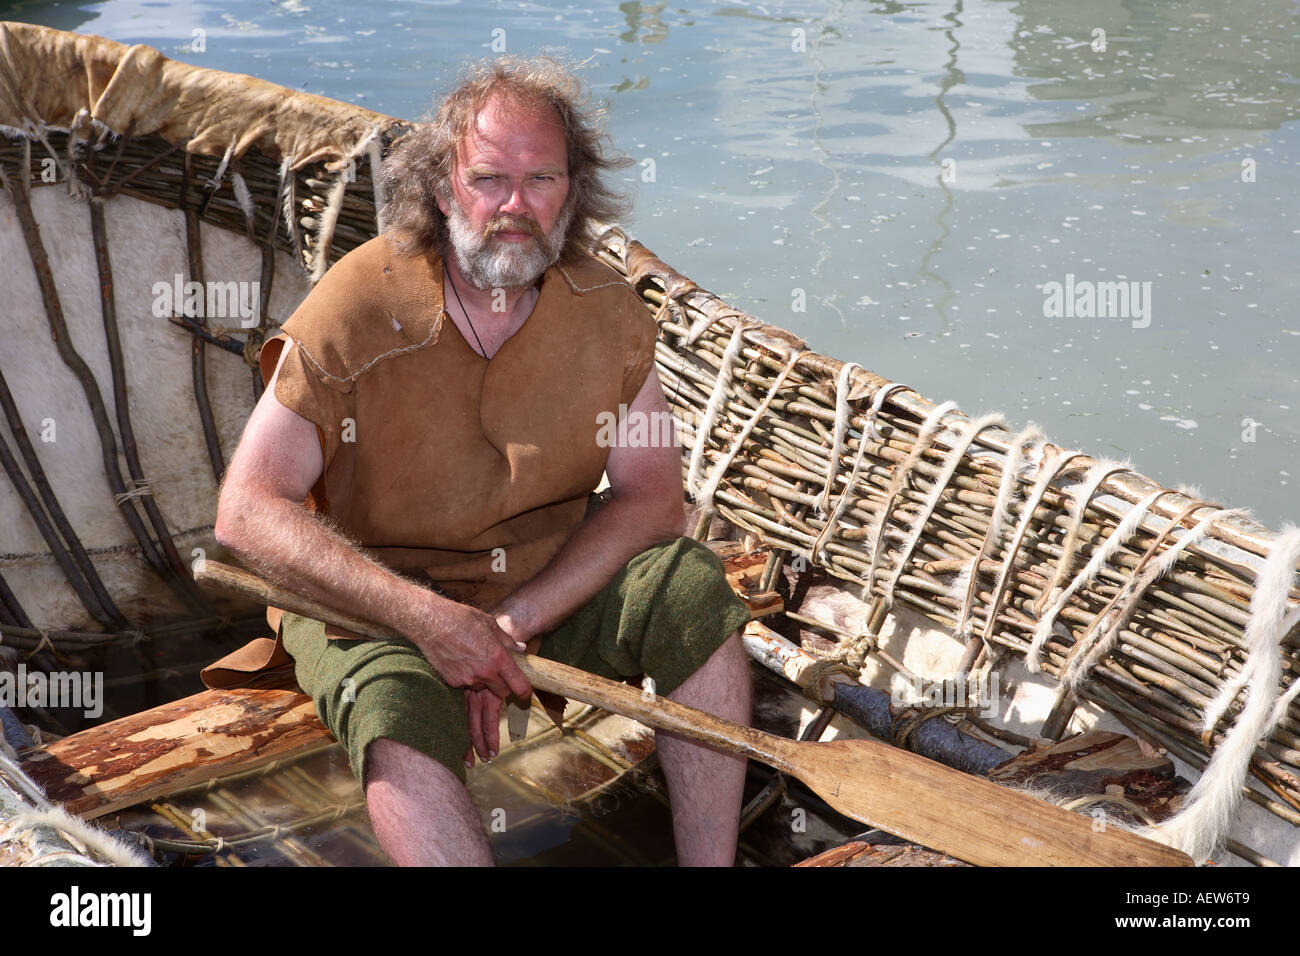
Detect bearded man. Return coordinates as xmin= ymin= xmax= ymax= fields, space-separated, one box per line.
xmin=210 ymin=57 xmax=752 ymax=866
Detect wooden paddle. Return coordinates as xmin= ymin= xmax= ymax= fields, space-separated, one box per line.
xmin=195 ymin=559 xmax=1192 ymax=867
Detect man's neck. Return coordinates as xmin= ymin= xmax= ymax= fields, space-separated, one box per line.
xmin=441 ymin=253 xmax=545 ymax=360
xmin=442 ymin=254 xmax=541 ymax=324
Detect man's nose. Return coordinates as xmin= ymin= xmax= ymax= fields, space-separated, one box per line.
xmin=500 ymin=181 xmax=529 ymax=216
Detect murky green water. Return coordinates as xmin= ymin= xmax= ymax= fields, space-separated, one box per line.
xmin=6 ymin=0 xmax=1297 ymax=528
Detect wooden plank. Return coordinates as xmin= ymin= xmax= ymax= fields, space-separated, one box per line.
xmin=716 ymin=545 xmax=783 ymax=618
xmin=795 ymin=839 xmax=969 ymax=867
xmin=18 ymin=688 xmax=333 ymax=820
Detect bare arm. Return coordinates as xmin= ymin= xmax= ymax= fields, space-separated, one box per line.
xmin=214 ymin=339 xmax=530 ymax=705
xmin=492 ymin=366 xmax=687 ymax=642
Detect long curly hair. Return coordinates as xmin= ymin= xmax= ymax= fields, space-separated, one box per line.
xmin=378 ymin=56 xmax=633 ymax=262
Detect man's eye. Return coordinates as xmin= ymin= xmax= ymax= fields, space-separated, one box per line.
xmin=474 ymin=175 xmax=497 ymax=183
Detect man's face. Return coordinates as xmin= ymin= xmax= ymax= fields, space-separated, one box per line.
xmin=438 ymin=95 xmax=574 ymax=291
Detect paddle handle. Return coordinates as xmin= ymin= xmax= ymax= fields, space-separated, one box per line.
xmin=514 ymin=654 xmax=793 ymax=768
xmin=193 ymin=560 xmax=793 ymax=769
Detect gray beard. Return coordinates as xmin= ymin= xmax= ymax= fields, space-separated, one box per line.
xmin=445 ymin=196 xmax=575 ymax=291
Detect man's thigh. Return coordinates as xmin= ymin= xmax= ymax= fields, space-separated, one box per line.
xmin=278 ymin=537 xmax=748 ymax=782
xmin=538 ymin=536 xmax=751 ymax=696
xmin=280 ymin=612 xmax=472 ymax=785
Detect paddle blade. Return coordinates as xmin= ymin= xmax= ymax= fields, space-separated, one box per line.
xmin=788 ymin=738 xmax=1192 ymax=867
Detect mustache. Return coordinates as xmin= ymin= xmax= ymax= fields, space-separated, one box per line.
xmin=483 ymin=216 xmax=543 ymax=240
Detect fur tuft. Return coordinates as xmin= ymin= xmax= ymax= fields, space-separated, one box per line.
xmin=231 ymin=171 xmax=256 ymax=233
xmin=1146 ymin=526 xmax=1300 ymax=862
xmin=9 ymin=805 xmax=153 ymax=867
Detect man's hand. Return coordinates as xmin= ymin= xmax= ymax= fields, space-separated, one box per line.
xmin=406 ymin=596 xmax=531 ymax=695
xmin=401 ymin=596 xmax=531 ymax=765
xmin=459 ymin=604 xmax=537 ymax=767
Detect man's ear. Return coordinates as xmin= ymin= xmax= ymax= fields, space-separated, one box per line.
xmin=435 ymin=190 xmax=450 ymax=216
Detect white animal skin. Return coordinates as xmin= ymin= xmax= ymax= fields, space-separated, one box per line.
xmin=0 ymin=185 xmax=311 ymax=631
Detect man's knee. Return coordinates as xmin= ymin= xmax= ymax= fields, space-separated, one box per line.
xmin=365 ymin=737 xmax=466 ymax=791
xmin=697 ymin=629 xmax=748 ymax=674
xmin=670 ymin=630 xmax=749 ymax=697
xmin=292 ymin=639 xmax=471 ymax=786
xmin=365 ymin=737 xmax=411 ymax=790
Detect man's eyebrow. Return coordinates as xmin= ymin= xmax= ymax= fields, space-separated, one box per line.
xmin=461 ymin=164 xmax=567 ymax=177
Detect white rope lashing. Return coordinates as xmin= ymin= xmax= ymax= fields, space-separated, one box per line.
xmin=809 ymin=380 xmax=911 ymax=567
xmin=1026 ymin=487 xmax=1170 ymax=673
xmin=881 ymin=412 xmax=1006 ymax=608
xmin=695 ymin=350 xmax=806 ymax=516
xmin=952 ymin=425 xmax=1044 ymax=641
xmin=864 ymin=400 xmax=959 ymax=601
xmin=817 ymin=362 xmax=861 ymax=517
xmin=1062 ymin=507 xmax=1241 ymax=693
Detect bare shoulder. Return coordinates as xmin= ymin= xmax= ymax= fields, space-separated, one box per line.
xmin=222 ymin=337 xmax=324 ymax=503
xmin=605 ymin=365 xmax=682 ymax=500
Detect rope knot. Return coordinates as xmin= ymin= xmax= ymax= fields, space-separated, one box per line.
xmin=802 ymin=630 xmax=876 ymax=703
xmin=889 ymin=705 xmax=974 ymax=751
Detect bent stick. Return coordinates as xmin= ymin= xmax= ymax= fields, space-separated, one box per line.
xmin=195 ymin=560 xmax=1192 ymax=867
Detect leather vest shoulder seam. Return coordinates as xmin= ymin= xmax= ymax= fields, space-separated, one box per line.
xmin=293 ymin=321 xmax=440 ymax=385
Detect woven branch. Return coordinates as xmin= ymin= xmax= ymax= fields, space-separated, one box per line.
xmin=597 ymin=232 xmax=1300 ymax=828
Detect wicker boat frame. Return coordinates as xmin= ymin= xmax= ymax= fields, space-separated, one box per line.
xmin=0 ymin=21 xmax=1297 ymax=866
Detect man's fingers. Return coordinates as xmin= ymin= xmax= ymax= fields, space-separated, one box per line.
xmin=468 ymin=687 xmax=510 ymax=760
xmin=502 ymin=657 xmax=531 ymax=701
xmin=494 ymin=629 xmax=527 ymax=653
xmin=487 ymin=648 xmax=532 ymax=700
xmin=482 ymin=692 xmax=501 ymax=759
xmin=480 ymin=673 xmax=512 ymax=699
xmin=466 ymin=690 xmax=489 ymax=761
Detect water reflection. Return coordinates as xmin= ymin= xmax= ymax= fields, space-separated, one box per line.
xmin=1011 ymin=0 xmax=1300 ymax=152
xmin=619 ymin=1 xmax=670 ymax=45
xmin=919 ymin=0 xmax=964 ymax=328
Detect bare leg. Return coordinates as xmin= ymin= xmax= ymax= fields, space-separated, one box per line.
xmin=365 ymin=738 xmax=494 ymax=866
xmin=657 ymin=630 xmax=751 ymax=866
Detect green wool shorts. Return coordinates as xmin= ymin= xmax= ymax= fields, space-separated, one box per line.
xmin=280 ymin=536 xmax=751 ymax=786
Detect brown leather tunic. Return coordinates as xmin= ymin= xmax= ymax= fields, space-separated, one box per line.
xmin=202 ymin=233 xmax=657 ymax=687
